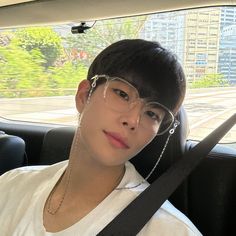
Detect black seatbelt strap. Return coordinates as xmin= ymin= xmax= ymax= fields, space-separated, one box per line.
xmin=97 ymin=113 xmax=236 ymax=236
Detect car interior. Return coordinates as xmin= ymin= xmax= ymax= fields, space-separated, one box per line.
xmin=0 ymin=0 xmax=236 ymax=235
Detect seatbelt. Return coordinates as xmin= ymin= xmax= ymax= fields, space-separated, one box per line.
xmin=97 ymin=113 xmax=236 ymax=236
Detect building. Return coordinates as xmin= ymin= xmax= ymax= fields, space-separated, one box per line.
xmin=183 ymin=8 xmax=221 ymax=82
xmin=218 ymin=24 xmax=236 ymax=84
xmin=220 ymin=7 xmax=236 ymax=29
xmin=218 ymin=7 xmax=236 ymax=84
xmin=140 ymin=12 xmax=185 ymax=63
xmin=140 ymin=8 xmax=222 ymax=83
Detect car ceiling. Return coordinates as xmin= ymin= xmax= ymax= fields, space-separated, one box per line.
xmin=0 ymin=0 xmax=236 ymax=28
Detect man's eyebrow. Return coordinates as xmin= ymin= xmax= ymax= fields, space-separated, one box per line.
xmin=141 ymin=96 xmax=160 ymax=103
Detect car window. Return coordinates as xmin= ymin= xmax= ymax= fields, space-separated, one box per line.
xmin=0 ymin=6 xmax=235 ymax=147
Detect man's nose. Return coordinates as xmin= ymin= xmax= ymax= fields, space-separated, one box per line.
xmin=120 ymin=104 xmax=142 ymax=131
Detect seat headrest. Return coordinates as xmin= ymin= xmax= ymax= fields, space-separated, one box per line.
xmin=39 ymin=126 xmax=75 ymax=165
xmin=0 ymin=132 xmax=26 ymax=175
xmin=40 ymin=107 xmax=189 ymax=182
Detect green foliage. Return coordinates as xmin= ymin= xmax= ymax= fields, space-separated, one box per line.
xmin=0 ymin=44 xmax=48 ymax=97
xmin=0 ymin=18 xmax=147 ymax=98
xmin=12 ymin=27 xmax=62 ymax=68
xmin=190 ymin=74 xmax=230 ymax=88
xmin=0 ymin=28 xmax=87 ymax=98
xmin=48 ymin=62 xmax=88 ymax=96
xmin=66 ymin=16 xmax=147 ymax=65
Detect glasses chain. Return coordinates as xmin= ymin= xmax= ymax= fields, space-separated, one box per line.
xmin=87 ymin=75 xmax=98 ymax=104
xmin=116 ymin=120 xmax=180 ymax=190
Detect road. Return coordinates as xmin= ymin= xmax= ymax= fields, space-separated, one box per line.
xmin=184 ymin=87 xmax=236 ymax=143
xmin=0 ymin=87 xmax=236 ymax=143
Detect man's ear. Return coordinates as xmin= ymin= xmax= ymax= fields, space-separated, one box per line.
xmin=75 ymin=80 xmax=91 ymax=112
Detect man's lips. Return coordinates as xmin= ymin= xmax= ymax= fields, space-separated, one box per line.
xmin=103 ymin=130 xmax=130 ymax=149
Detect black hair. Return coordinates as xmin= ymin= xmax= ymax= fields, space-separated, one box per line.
xmin=87 ymin=39 xmax=186 ymax=114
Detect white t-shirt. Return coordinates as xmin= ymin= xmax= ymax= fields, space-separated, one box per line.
xmin=0 ymin=161 xmax=202 ymax=236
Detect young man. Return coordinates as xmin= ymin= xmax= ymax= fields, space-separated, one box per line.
xmin=0 ymin=39 xmax=202 ymax=235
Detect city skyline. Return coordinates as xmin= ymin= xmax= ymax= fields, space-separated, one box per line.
xmin=140 ymin=6 xmax=235 ymax=84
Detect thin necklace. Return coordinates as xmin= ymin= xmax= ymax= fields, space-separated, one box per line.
xmin=46 ymin=159 xmax=125 ymax=215
xmin=46 ymin=127 xmax=79 ymax=215
xmin=46 ymin=126 xmax=125 ymax=215
xmin=46 ymin=165 xmax=72 ymax=215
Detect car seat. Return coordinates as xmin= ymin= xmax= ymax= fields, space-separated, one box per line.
xmin=0 ymin=131 xmax=26 ymax=175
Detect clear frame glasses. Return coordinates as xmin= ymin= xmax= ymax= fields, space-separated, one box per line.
xmin=90 ymin=75 xmax=175 ymax=135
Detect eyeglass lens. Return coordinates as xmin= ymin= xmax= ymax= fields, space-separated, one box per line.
xmin=103 ymin=78 xmax=174 ymax=135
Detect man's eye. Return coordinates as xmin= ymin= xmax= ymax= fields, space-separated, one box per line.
xmin=113 ymin=88 xmax=129 ymax=101
xmin=145 ymin=110 xmax=161 ymax=122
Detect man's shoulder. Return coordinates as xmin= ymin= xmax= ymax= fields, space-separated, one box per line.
xmin=0 ymin=161 xmax=68 ymax=191
xmin=142 ymin=200 xmax=202 ymax=235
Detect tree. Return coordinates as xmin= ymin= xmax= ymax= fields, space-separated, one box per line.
xmin=0 ymin=28 xmax=86 ymax=98
xmin=0 ymin=32 xmax=12 ymax=46
xmin=190 ymin=74 xmax=229 ymax=88
xmin=12 ymin=27 xmax=62 ymax=68
xmin=1 ymin=19 xmax=148 ymax=98
xmin=0 ymin=44 xmax=48 ymax=97
xmin=65 ymin=16 xmax=147 ymax=66
xmin=48 ymin=62 xmax=87 ymax=96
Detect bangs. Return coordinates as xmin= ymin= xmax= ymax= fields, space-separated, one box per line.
xmin=122 ymin=73 xmax=159 ymax=102
xmin=87 ymin=39 xmax=186 ymax=114
xmin=117 ymin=50 xmax=185 ymax=112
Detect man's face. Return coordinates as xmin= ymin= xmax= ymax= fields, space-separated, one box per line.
xmin=76 ymin=81 xmax=157 ymax=168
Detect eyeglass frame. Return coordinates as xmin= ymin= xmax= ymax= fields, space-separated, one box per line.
xmin=88 ymin=74 xmax=178 ymax=136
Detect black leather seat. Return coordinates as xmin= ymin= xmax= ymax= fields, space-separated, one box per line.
xmin=0 ymin=131 xmax=26 ymax=175
xmin=39 ymin=126 xmax=75 ymax=165
xmin=186 ymin=141 xmax=236 ymax=236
